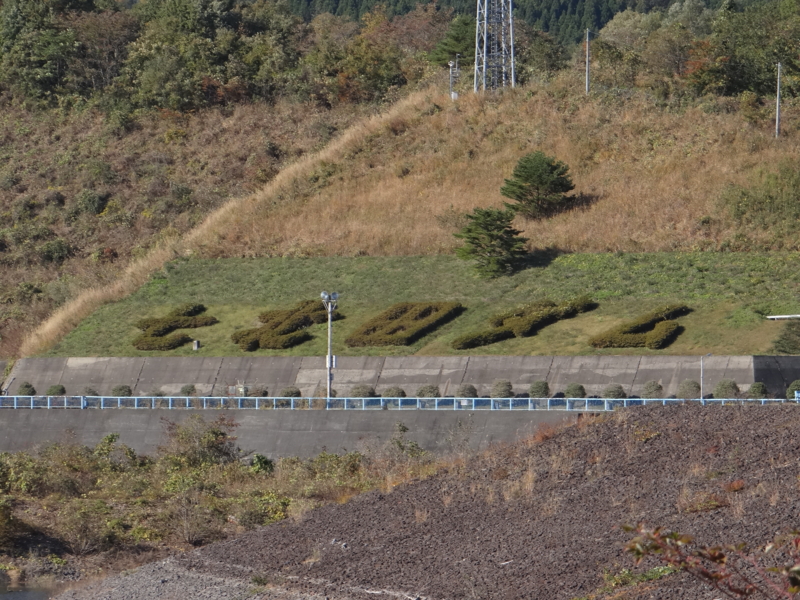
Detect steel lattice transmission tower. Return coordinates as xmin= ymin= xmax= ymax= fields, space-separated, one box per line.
xmin=474 ymin=0 xmax=515 ymax=92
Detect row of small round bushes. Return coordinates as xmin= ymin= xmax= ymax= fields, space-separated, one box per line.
xmin=12 ymin=380 xmax=784 ymax=399
xmin=133 ymin=304 xmax=218 ymax=351
xmin=452 ymin=297 xmax=596 ymax=350
xmin=588 ymin=304 xmax=690 ymax=349
xmin=345 ymin=302 xmax=464 ymax=347
xmin=232 ymin=300 xmax=336 ymax=351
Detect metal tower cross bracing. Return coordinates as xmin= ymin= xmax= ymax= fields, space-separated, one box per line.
xmin=474 ymin=0 xmax=515 ymax=92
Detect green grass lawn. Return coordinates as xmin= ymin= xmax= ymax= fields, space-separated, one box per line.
xmin=43 ymin=253 xmax=800 ymax=357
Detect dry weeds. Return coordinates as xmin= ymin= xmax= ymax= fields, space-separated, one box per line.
xmin=22 ymin=73 xmax=800 ymax=355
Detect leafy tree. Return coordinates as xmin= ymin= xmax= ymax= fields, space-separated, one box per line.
xmin=454 ymin=207 xmax=528 ymax=278
xmin=516 ymin=28 xmax=567 ymax=83
xmin=501 ymin=151 xmax=575 ymax=220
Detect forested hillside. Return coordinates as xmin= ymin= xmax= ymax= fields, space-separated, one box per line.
xmin=2 ymin=0 xmax=800 ymax=358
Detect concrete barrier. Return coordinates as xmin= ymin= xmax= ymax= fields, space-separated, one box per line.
xmin=5 ymin=355 xmax=795 ymax=399
xmin=0 ymin=409 xmax=576 ymax=458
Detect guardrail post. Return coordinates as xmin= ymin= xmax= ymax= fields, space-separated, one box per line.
xmin=291 ymin=398 xmax=295 ymax=410
xmin=151 ymin=397 xmax=155 ymax=409
xmin=31 ymin=396 xmax=35 ymax=409
xmin=81 ymin=396 xmax=85 ymax=410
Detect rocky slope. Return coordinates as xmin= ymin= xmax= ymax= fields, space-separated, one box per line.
xmin=57 ymin=404 xmax=800 ymax=599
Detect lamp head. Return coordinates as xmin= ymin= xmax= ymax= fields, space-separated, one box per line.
xmin=321 ymin=291 xmax=329 ymax=301
xmin=331 ymin=292 xmax=339 ymax=301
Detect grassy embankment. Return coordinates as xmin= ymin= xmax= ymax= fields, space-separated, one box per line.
xmin=22 ymin=75 xmax=800 ymax=357
xmin=43 ymin=252 xmax=795 ymax=358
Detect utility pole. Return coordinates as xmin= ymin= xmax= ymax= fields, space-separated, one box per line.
xmin=776 ymin=62 xmax=782 ymax=139
xmin=585 ymin=29 xmax=590 ymax=95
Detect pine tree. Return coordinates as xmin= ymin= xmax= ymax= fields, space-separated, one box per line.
xmin=454 ymin=208 xmax=528 ymax=278
xmin=500 ymin=151 xmax=575 ymax=220
xmin=427 ymin=14 xmax=475 ymax=67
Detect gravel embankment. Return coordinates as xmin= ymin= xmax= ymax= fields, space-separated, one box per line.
xmin=57 ymin=404 xmax=800 ymax=600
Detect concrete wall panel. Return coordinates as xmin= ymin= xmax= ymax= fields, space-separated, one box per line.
xmin=137 ymin=357 xmax=222 ymax=395
xmin=5 ymin=358 xmax=68 ymax=395
xmin=632 ymin=356 xmax=702 ymax=396
xmin=378 ymin=357 xmax=469 ymax=395
xmin=547 ymin=356 xmax=643 ymax=396
xmin=463 ymin=356 xmax=553 ymax=395
xmin=296 ymin=356 xmax=385 ymax=395
xmin=0 ymin=409 xmax=576 ymax=458
xmin=212 ymin=357 xmax=305 ymax=395
xmin=60 ymin=357 xmax=145 ymax=395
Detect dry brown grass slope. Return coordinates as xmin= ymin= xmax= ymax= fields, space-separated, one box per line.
xmin=21 ymin=74 xmax=800 ymax=355
xmin=185 ymin=73 xmax=800 ymax=258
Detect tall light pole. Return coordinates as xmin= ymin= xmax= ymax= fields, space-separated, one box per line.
xmin=700 ymin=353 xmax=712 ymax=402
xmin=776 ymin=62 xmax=782 ymax=139
xmin=320 ymin=291 xmax=338 ymax=402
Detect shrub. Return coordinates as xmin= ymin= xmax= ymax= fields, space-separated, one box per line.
xmin=529 ymin=381 xmax=550 ymax=398
xmin=588 ymin=305 xmax=690 ymax=349
xmin=490 ymin=380 xmax=513 ymax=398
xmin=180 ymin=384 xmax=197 ymax=396
xmin=451 ymin=328 xmax=515 ymax=350
xmin=17 ymin=382 xmax=35 ymax=395
xmin=134 ymin=304 xmax=218 ymax=351
xmin=382 ymin=386 xmax=407 ymax=398
xmin=83 ymin=387 xmax=99 ymax=396
xmin=746 ymin=382 xmax=768 ymax=399
xmin=416 ymin=384 xmax=441 ymax=398
xmin=677 ymin=379 xmax=701 ymax=400
xmin=787 ymin=379 xmax=800 ymax=400
xmin=452 ymin=296 xmax=596 ymax=349
xmin=641 ymin=381 xmax=664 ymax=399
xmin=773 ymin=321 xmax=800 ymax=354
xmin=76 ymin=189 xmax=108 ymax=215
xmin=280 ymin=386 xmax=302 ymax=398
xmin=456 ymin=383 xmax=478 ymax=398
xmin=713 ymin=379 xmax=740 ymax=399
xmin=251 ymin=454 xmax=275 ymax=475
xmin=38 ymin=239 xmax=71 ymax=264
xmin=345 ymin=302 xmax=463 ymax=347
xmin=248 ymin=386 xmax=268 ymax=397
xmin=46 ymin=384 xmax=66 ymax=396
xmin=349 ymin=384 xmax=377 ymax=398
xmin=159 ymin=415 xmax=240 ymax=469
xmin=232 ymin=300 xmax=336 ymax=351
xmin=564 ymin=383 xmax=586 ymax=398
xmin=603 ymin=383 xmax=627 ymax=399
xmin=111 ymin=385 xmax=132 ymax=396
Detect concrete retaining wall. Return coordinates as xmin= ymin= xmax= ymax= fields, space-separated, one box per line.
xmin=2 ymin=355 xmax=789 ymax=398
xmin=0 ymin=409 xmax=575 ymax=458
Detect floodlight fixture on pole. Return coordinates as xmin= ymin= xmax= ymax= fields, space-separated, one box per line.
xmin=320 ymin=291 xmax=339 ymax=402
xmin=700 ymin=353 xmax=712 ymax=402
xmin=474 ymin=0 xmax=515 ymax=92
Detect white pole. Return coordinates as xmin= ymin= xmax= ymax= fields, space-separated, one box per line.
xmin=326 ymin=308 xmax=332 ymax=401
xmin=509 ymin=0 xmax=516 ymax=88
xmin=585 ymin=29 xmax=590 ymax=95
xmin=700 ymin=355 xmax=703 ymax=401
xmin=776 ymin=62 xmax=782 ymax=139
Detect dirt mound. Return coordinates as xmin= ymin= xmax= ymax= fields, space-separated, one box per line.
xmin=58 ymin=404 xmax=800 ymax=600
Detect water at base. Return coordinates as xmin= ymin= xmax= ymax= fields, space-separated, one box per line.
xmin=0 ymin=586 xmax=53 ymax=599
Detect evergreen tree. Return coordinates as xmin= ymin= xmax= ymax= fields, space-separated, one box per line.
xmin=454 ymin=208 xmax=528 ymax=278
xmin=427 ymin=14 xmax=474 ymax=67
xmin=501 ymin=151 xmax=574 ymax=220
